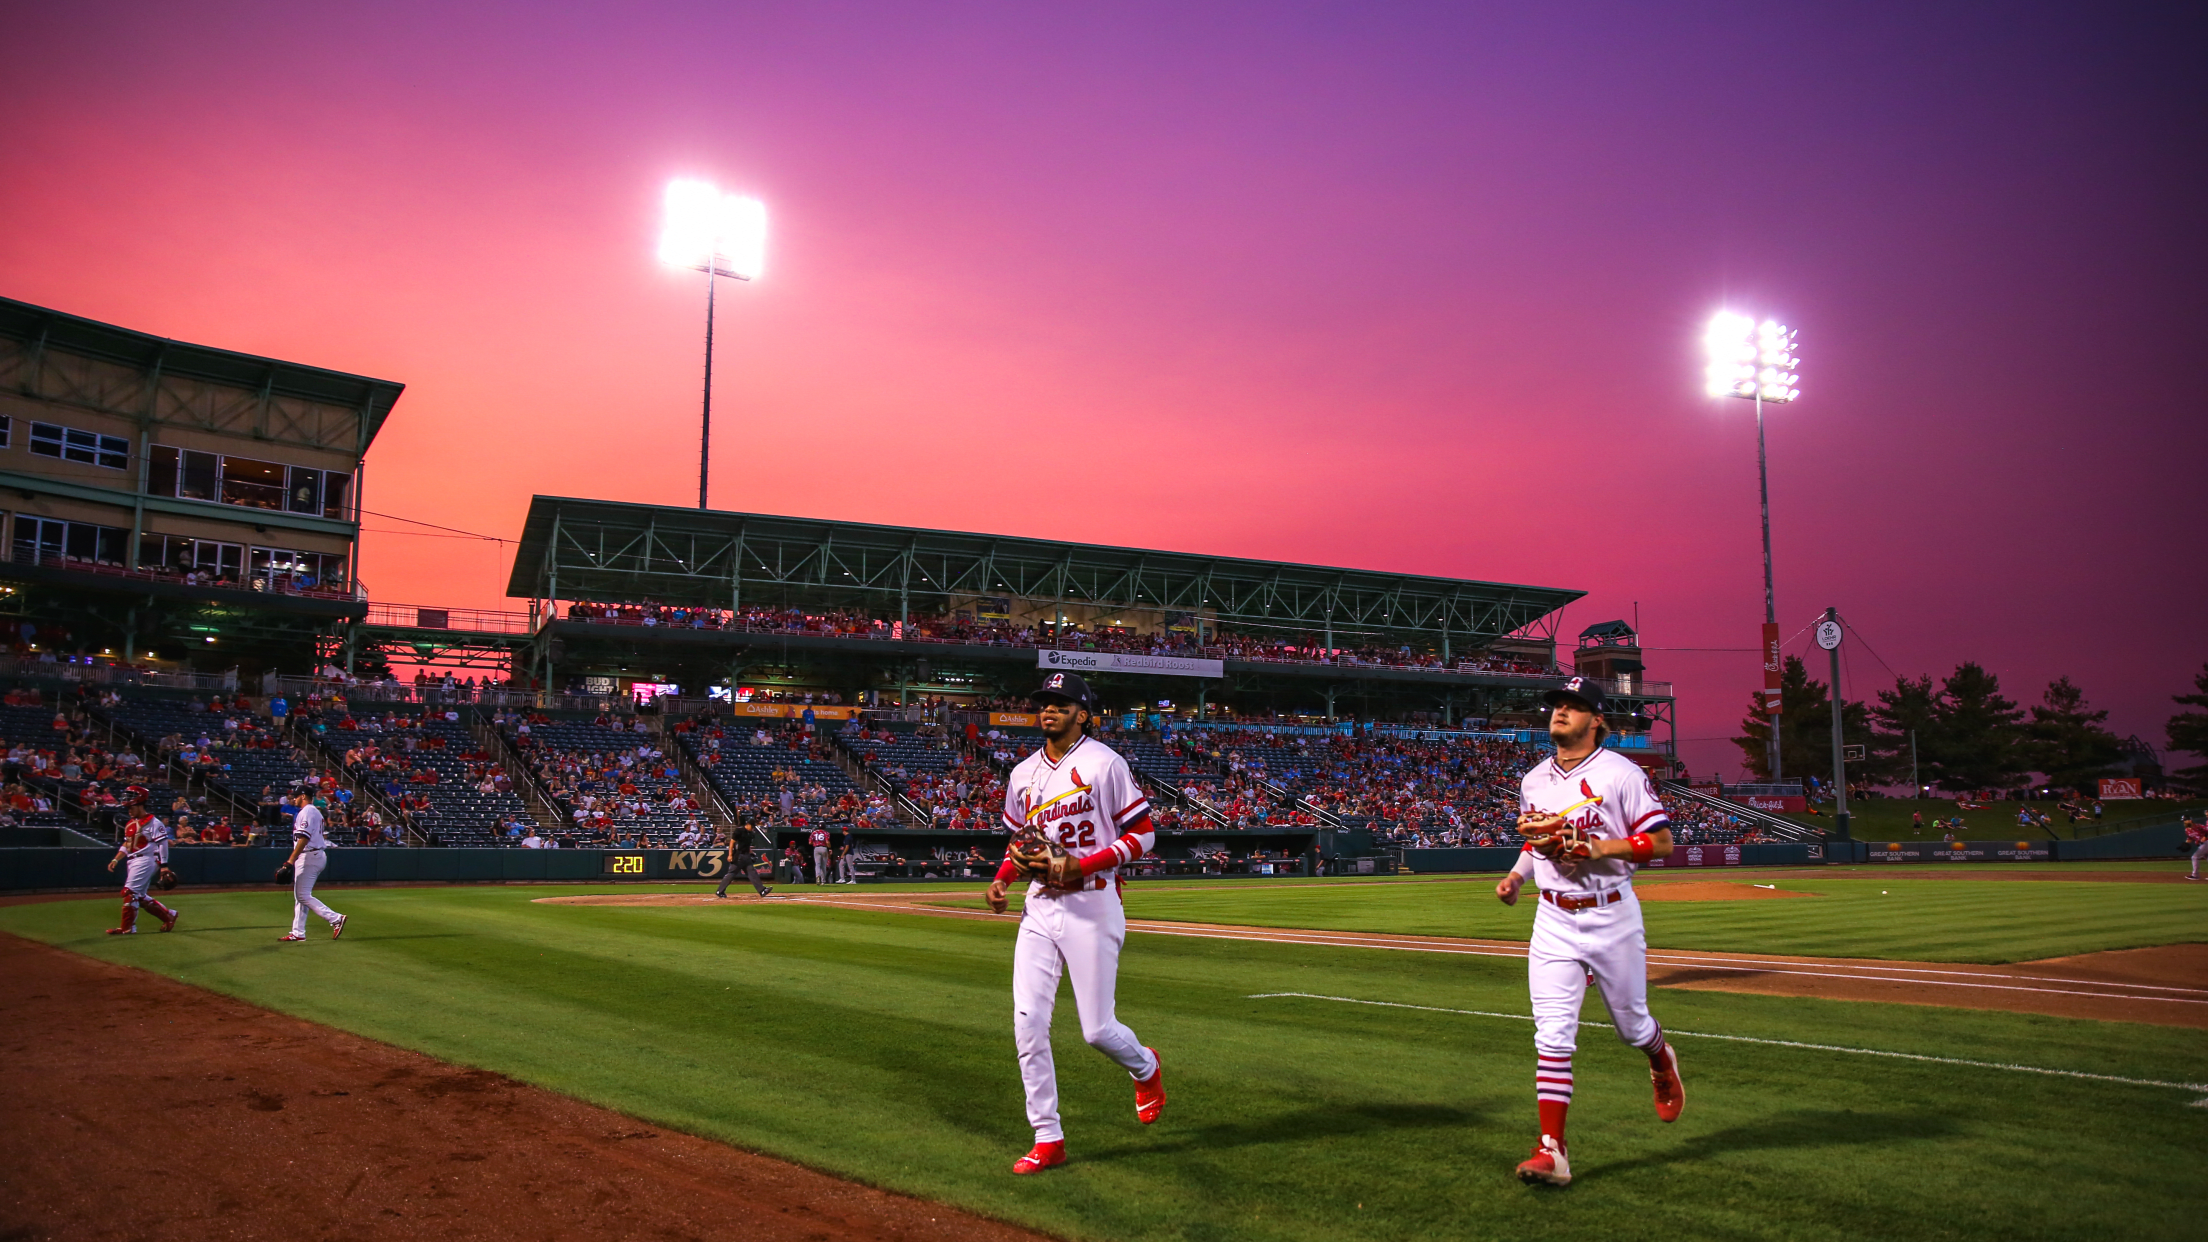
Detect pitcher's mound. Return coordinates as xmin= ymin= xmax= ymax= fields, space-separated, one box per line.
xmin=1636 ymin=881 xmax=1816 ymax=902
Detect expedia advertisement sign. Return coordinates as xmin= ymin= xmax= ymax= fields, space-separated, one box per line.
xmin=1039 ymin=649 xmax=1223 ymax=678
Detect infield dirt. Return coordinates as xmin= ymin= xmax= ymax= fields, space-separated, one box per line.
xmin=0 ymin=932 xmax=1047 ymax=1242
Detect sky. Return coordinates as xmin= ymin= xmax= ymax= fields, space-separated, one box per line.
xmin=3 ymin=1 xmax=2201 ymax=778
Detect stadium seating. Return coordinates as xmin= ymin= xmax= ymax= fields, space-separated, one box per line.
xmin=326 ymin=710 xmax=532 ymax=846
xmin=505 ymin=718 xmax=704 ymax=846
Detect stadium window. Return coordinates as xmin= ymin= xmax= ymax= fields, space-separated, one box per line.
xmin=191 ymin=539 xmax=243 ymax=582
xmin=148 ymin=445 xmax=180 ymax=496
xmin=179 ymin=450 xmax=218 ymax=501
xmin=286 ymin=466 xmax=322 ymax=514
xmin=322 ymin=471 xmax=351 ymax=519
xmin=29 ymin=422 xmax=130 ymax=470
xmin=0 ymin=416 xmax=10 ymax=448
xmin=13 ymin=517 xmax=63 ymax=565
xmin=219 ymin=456 xmax=285 ymax=510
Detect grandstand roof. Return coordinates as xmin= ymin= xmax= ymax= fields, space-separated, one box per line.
xmin=0 ymin=296 xmax=405 ymax=449
xmin=507 ymin=496 xmax=1583 ymax=646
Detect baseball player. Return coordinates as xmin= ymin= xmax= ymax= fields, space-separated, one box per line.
xmin=986 ymin=671 xmax=1165 ymax=1175
xmin=713 ymin=828 xmax=774 ymax=898
xmin=809 ymin=824 xmax=832 ymax=886
xmin=2185 ymin=815 xmax=2207 ymax=880
xmin=103 ymin=787 xmax=178 ymax=935
xmin=277 ymin=795 xmax=347 ymax=942
xmin=1495 ymin=677 xmax=1682 ymax=1187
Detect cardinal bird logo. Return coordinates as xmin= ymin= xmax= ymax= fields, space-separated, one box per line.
xmin=1580 ymin=778 xmax=1596 ymax=802
xmin=1070 ymin=767 xmax=1088 ymax=789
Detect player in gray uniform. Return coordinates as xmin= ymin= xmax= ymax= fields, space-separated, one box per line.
xmin=277 ymin=795 xmax=347 ymax=941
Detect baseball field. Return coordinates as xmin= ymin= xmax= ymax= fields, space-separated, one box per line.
xmin=3 ymin=866 xmax=2202 ymax=1241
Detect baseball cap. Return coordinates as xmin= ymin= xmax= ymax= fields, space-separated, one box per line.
xmin=1032 ymin=671 xmax=1096 ymax=711
xmin=1542 ymin=676 xmax=1607 ymax=714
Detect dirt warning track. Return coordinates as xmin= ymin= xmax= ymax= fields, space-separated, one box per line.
xmin=0 ymin=933 xmax=1045 ymax=1242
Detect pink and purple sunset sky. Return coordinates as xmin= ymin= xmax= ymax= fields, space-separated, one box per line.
xmin=3 ymin=2 xmax=2200 ymax=777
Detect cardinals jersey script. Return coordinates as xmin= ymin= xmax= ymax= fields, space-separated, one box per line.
xmin=1000 ymin=735 xmax=1154 ymax=895
xmin=1517 ymin=748 xmax=1671 ymax=893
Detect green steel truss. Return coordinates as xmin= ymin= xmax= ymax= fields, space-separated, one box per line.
xmin=508 ymin=497 xmax=1581 ymax=650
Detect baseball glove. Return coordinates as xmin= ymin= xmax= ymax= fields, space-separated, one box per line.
xmin=154 ymin=866 xmax=178 ymax=891
xmin=1521 ymin=814 xmax=1592 ymax=862
xmin=274 ymin=863 xmax=294 ymax=883
xmin=1007 ymin=831 xmax=1085 ymax=890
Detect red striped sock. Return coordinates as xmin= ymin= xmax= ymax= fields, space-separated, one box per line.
xmin=1535 ymin=1054 xmax=1573 ymax=1142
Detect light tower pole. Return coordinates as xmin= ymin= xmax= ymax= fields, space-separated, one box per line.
xmin=1705 ymin=312 xmax=1800 ymax=781
xmin=659 ymin=180 xmax=767 ymax=510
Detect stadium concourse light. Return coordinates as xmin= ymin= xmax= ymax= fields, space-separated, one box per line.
xmin=1704 ymin=311 xmax=1801 ymax=783
xmin=659 ymin=179 xmax=767 ymax=510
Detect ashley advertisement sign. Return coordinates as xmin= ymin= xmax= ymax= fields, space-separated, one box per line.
xmin=1039 ymin=649 xmax=1224 ymax=678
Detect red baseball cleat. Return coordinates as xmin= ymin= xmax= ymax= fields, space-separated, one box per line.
xmin=1651 ymin=1043 xmax=1684 ymax=1123
xmin=278 ymin=933 xmax=307 ymax=942
xmin=1516 ymin=1135 xmax=1571 ymax=1187
xmin=160 ymin=909 xmax=180 ymax=933
xmin=330 ymin=914 xmax=347 ymax=940
xmin=1134 ymin=1047 xmax=1166 ymax=1125
xmin=106 ymin=927 xmax=135 ymax=936
xmin=1011 ymin=1140 xmax=1066 ymax=1175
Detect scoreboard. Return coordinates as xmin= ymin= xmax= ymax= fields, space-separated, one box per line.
xmin=601 ymin=853 xmax=646 ymax=876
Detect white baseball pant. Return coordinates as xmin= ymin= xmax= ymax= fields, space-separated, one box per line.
xmin=1528 ymin=886 xmax=1662 ymax=1058
xmin=2191 ymin=842 xmax=2207 ymax=877
xmin=290 ymin=850 xmax=343 ymax=936
xmin=813 ymin=846 xmax=830 ymax=884
xmin=123 ymin=854 xmax=160 ymax=899
xmin=1012 ymin=888 xmax=1158 ymax=1143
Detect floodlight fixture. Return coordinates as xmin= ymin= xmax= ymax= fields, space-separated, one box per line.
xmin=1704 ymin=311 xmax=1799 ymax=402
xmin=1701 ymin=308 xmax=1805 ymax=782
xmin=658 ymin=177 xmax=769 ymax=510
xmin=659 ymin=179 xmax=767 ymax=281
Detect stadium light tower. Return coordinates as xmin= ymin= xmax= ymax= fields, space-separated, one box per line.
xmin=659 ymin=179 xmax=767 ymax=510
xmin=1704 ymin=311 xmax=1800 ymax=782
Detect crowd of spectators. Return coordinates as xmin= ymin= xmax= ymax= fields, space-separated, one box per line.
xmin=562 ymin=600 xmax=1561 ymax=682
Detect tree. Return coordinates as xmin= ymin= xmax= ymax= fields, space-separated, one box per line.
xmin=2167 ymin=662 xmax=2208 ymax=796
xmin=1732 ymin=655 xmax=1873 ymax=784
xmin=1870 ymin=674 xmax=1939 ymax=792
xmin=1924 ymin=662 xmax=2028 ymax=792
xmin=2026 ymin=677 xmax=2123 ymax=793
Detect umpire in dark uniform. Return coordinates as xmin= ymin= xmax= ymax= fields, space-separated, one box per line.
xmin=713 ymin=827 xmax=773 ymax=898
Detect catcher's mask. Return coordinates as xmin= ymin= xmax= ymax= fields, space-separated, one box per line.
xmin=122 ymin=785 xmax=150 ymax=806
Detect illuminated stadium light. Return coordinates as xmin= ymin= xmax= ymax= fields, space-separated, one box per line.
xmin=1703 ymin=312 xmax=1799 ymax=402
xmin=658 ymin=179 xmax=767 ymax=281
xmin=658 ymin=178 xmax=768 ymax=510
xmin=1702 ymin=308 xmax=1804 ymax=783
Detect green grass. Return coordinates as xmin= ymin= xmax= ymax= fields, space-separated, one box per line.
xmin=1005 ymin=869 xmax=2208 ymax=963
xmin=3 ymin=887 xmax=2203 ymax=1241
xmin=1782 ymin=798 xmax=2204 ymax=840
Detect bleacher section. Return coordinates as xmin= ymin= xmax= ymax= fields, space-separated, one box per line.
xmin=679 ymin=724 xmax=863 ymax=825
xmin=505 ymin=720 xmax=703 ymax=846
xmin=97 ymin=695 xmax=304 ymax=817
xmin=328 ymin=712 xmax=531 ymax=846
xmin=2 ymin=697 xmax=183 ymax=836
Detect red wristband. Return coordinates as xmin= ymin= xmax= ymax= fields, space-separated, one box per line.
xmin=1627 ymin=833 xmax=1654 ymax=864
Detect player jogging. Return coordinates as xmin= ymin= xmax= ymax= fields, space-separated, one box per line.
xmin=809 ymin=824 xmax=832 ymax=886
xmin=276 ymin=794 xmax=347 ymax=942
xmin=104 ymin=787 xmax=179 ymax=935
xmin=986 ymin=671 xmax=1165 ymax=1175
xmin=1496 ymin=677 xmax=1682 ymax=1187
xmin=2185 ymin=815 xmax=2206 ymax=880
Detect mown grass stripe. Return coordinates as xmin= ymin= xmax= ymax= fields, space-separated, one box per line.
xmin=1247 ymin=993 xmax=2208 ymax=1094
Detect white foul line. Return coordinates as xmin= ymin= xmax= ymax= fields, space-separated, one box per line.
xmin=1245 ymin=992 xmax=2208 ymax=1096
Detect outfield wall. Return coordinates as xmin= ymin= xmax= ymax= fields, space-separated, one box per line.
xmin=1400 ymin=843 xmax=1827 ymax=872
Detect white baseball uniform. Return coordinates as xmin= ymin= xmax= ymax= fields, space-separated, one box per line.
xmin=109 ymin=812 xmax=178 ymax=934
xmin=1510 ymin=747 xmax=1672 ymax=1119
xmin=998 ymin=733 xmax=1160 ymax=1144
xmin=120 ymin=813 xmax=171 ymax=897
xmin=290 ymin=803 xmax=344 ymax=937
